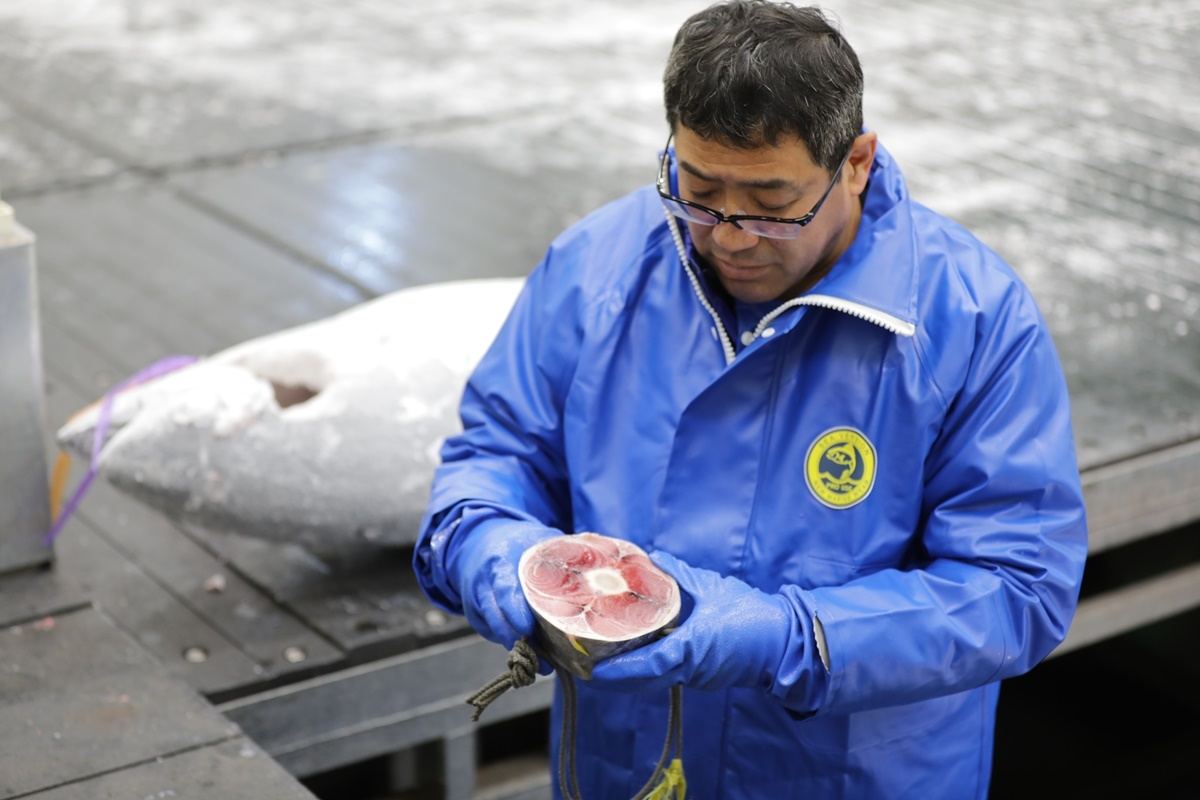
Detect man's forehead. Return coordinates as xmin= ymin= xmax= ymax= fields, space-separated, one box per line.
xmin=673 ymin=126 xmax=822 ymax=188
xmin=677 ymin=159 xmax=801 ymax=191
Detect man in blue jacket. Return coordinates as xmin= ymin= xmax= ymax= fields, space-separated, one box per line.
xmin=414 ymin=1 xmax=1088 ymax=796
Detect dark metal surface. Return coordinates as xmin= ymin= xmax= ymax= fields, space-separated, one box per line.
xmin=20 ymin=737 xmax=317 ymax=799
xmin=440 ymin=727 xmax=477 ymax=800
xmin=0 ymin=98 xmax=122 ymax=196
xmin=1082 ymin=439 xmax=1200 ymax=554
xmin=220 ymin=637 xmax=554 ymax=777
xmin=0 ymin=607 xmax=238 ymax=799
xmin=1059 ymin=561 xmax=1200 ymax=657
xmin=48 ymin=514 xmax=265 ymax=696
xmin=172 ymin=144 xmax=564 ymax=295
xmin=0 ymin=0 xmax=673 ymax=198
xmin=0 ymin=36 xmax=353 ymax=177
xmin=0 ymin=566 xmax=88 ymax=631
xmin=477 ymin=772 xmax=553 ymax=800
xmin=17 ymin=183 xmax=365 ymax=379
xmin=69 ymin=476 xmax=344 ymax=677
xmin=479 ymin=781 xmax=553 ymax=800
xmin=962 ymin=199 xmax=1200 ymax=471
xmin=183 ymin=523 xmax=472 ymax=659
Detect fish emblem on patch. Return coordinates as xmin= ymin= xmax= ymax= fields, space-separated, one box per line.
xmin=805 ymin=427 xmax=876 ymax=509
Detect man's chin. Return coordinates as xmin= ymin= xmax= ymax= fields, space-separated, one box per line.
xmin=718 ymin=277 xmax=786 ymax=305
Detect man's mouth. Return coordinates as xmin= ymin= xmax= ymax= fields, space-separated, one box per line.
xmin=713 ymin=257 xmax=770 ymax=279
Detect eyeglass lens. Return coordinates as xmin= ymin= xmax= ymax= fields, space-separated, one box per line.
xmin=660 ymin=197 xmax=805 ymax=240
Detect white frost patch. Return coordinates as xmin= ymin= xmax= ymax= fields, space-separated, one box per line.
xmin=160 ymin=368 xmax=272 ymax=437
xmin=216 ymin=278 xmax=520 ymax=394
xmin=57 ymin=361 xmax=272 ymax=450
xmin=394 ymin=394 xmax=432 ymax=425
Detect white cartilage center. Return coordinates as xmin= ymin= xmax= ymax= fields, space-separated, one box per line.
xmin=584 ymin=568 xmax=629 ymax=596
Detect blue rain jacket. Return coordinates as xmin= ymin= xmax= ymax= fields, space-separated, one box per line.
xmin=414 ymin=143 xmax=1088 ymax=798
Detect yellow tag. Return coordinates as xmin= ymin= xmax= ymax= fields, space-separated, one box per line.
xmin=568 ymin=635 xmax=590 ymax=656
xmin=49 ymin=402 xmax=96 ymax=522
xmin=49 ymin=450 xmax=72 ymax=521
xmin=643 ymin=758 xmax=686 ymax=800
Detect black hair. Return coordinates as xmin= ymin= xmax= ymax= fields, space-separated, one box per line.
xmin=663 ymin=1 xmax=863 ymax=172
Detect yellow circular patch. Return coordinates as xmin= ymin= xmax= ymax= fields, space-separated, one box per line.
xmin=805 ymin=428 xmax=876 ymax=509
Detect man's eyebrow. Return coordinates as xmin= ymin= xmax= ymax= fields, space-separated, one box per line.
xmin=678 ymin=159 xmax=803 ymax=191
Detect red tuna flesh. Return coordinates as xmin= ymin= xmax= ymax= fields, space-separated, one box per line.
xmin=518 ymin=533 xmax=680 ymax=644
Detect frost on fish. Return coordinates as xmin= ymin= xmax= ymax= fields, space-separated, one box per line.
xmin=55 ymin=278 xmax=524 ymax=548
xmin=519 ymin=533 xmax=680 ymax=678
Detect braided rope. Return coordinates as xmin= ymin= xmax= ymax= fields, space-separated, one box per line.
xmin=465 ymin=638 xmax=540 ymax=722
xmin=467 ymin=639 xmax=685 ymax=800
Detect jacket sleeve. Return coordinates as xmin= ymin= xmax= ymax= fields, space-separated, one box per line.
xmin=412 ymin=246 xmax=583 ymax=614
xmin=777 ymin=286 xmax=1088 ymax=716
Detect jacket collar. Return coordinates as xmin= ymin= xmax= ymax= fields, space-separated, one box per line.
xmin=801 ymin=142 xmax=919 ymax=333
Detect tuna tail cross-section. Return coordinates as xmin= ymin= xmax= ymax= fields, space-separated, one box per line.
xmin=519 ymin=533 xmax=680 ymax=678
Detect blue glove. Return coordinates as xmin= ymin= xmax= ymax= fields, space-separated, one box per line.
xmin=590 ymin=550 xmax=793 ymax=693
xmin=447 ymin=516 xmax=561 ymax=653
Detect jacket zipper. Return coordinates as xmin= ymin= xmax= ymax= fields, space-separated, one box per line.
xmin=751 ymin=295 xmax=916 ymax=338
xmin=664 ymin=211 xmax=737 ymax=365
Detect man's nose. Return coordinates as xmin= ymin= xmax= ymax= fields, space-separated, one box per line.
xmin=711 ymin=217 xmax=759 ymax=252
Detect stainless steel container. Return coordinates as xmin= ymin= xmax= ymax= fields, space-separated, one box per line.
xmin=0 ymin=200 xmax=52 ymax=574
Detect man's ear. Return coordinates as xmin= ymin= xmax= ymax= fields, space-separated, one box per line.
xmin=845 ymin=131 xmax=878 ymax=195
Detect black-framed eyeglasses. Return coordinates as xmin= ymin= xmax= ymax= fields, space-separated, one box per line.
xmin=656 ymin=133 xmax=851 ymax=240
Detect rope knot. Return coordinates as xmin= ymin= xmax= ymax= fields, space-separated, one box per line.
xmin=465 ymin=638 xmax=540 ymax=722
xmin=506 ymin=639 xmax=539 ymax=687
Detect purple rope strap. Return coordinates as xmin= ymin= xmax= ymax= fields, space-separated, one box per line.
xmin=44 ymin=355 xmax=200 ymax=546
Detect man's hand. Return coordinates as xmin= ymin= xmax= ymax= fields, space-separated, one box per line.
xmin=590 ymin=550 xmax=793 ymax=693
xmin=449 ymin=518 xmax=560 ymax=660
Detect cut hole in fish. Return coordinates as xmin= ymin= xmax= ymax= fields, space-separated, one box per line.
xmin=271 ymin=381 xmax=320 ymax=409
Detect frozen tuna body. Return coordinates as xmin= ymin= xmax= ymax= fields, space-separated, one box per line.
xmin=519 ymin=533 xmax=680 ymax=678
xmin=54 ymin=278 xmax=523 ymax=548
